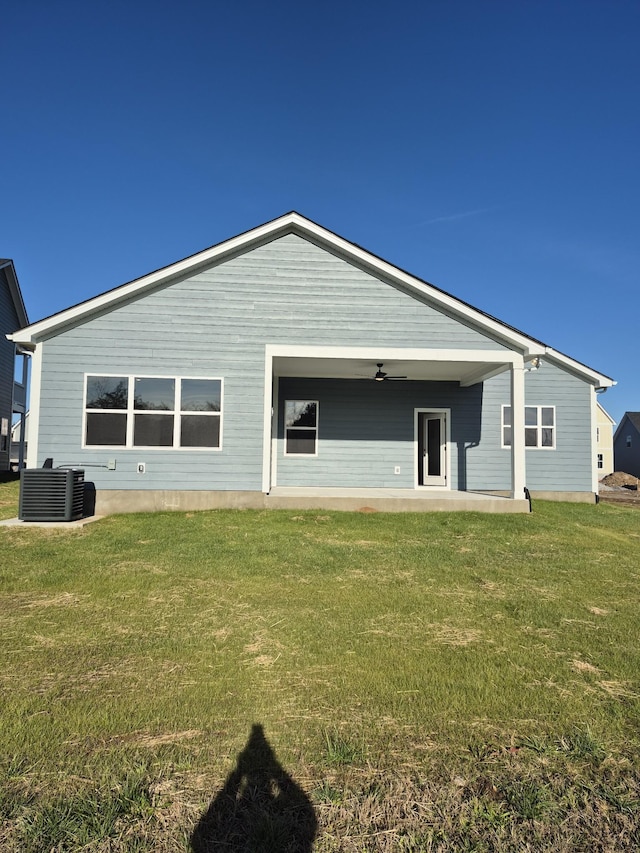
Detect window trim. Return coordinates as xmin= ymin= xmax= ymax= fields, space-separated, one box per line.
xmin=597 ymin=453 xmax=604 ymax=469
xmin=83 ymin=373 xmax=223 ymax=450
xmin=501 ymin=404 xmax=556 ymax=450
xmin=283 ymin=399 xmax=319 ymax=457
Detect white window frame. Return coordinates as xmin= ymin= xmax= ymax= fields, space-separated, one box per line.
xmin=501 ymin=404 xmax=556 ymax=450
xmin=83 ymin=374 xmax=223 ymax=450
xmin=284 ymin=400 xmax=319 ymax=457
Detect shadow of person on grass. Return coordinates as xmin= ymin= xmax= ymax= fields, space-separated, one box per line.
xmin=190 ymin=723 xmax=317 ymax=852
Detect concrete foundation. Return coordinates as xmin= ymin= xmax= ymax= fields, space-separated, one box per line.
xmin=530 ymin=490 xmax=597 ymax=504
xmin=94 ymin=488 xmax=531 ymax=515
xmin=479 ymin=490 xmax=597 ymax=504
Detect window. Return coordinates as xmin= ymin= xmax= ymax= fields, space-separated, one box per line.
xmin=596 ymin=427 xmax=600 ymax=444
xmin=502 ymin=405 xmax=555 ymax=449
xmin=501 ymin=404 xmax=512 ymax=448
xmin=285 ymin=400 xmax=318 ymax=455
xmin=84 ymin=375 xmax=222 ymax=448
xmin=14 ymin=354 xmax=27 ymax=385
xmin=627 ymin=435 xmax=632 ymax=448
xmin=85 ymin=376 xmax=128 ymax=446
xmin=597 ymin=453 xmax=603 ymax=469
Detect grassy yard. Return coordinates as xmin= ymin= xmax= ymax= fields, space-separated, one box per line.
xmin=1 ymin=479 xmax=639 ymax=851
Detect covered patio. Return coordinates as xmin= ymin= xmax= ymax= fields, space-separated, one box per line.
xmin=264 ymin=345 xmax=533 ymax=505
xmin=266 ymin=486 xmax=530 ymax=513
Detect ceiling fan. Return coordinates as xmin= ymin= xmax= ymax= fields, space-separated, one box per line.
xmin=372 ymin=363 xmax=407 ymax=382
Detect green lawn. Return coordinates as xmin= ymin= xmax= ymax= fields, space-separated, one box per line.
xmin=1 ymin=481 xmax=639 ymax=851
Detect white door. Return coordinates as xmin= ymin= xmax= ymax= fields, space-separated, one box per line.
xmin=417 ymin=411 xmax=447 ymax=487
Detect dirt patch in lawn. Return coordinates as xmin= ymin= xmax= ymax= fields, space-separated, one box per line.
xmin=601 ymin=472 xmax=639 ymax=488
xmin=599 ymin=492 xmax=640 ymax=508
xmin=600 ymin=472 xmax=640 ymax=507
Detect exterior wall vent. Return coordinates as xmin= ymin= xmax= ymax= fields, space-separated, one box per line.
xmin=19 ymin=468 xmax=85 ymax=522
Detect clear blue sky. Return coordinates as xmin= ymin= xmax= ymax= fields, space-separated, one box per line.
xmin=3 ymin=0 xmax=638 ymax=423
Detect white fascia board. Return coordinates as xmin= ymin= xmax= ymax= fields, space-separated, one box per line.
xmin=542 ymin=348 xmax=615 ymax=389
xmin=6 ymin=334 xmax=35 ymax=353
xmin=10 ymin=214 xmax=301 ymax=344
xmin=291 ymin=216 xmax=543 ymax=355
xmin=10 ymin=212 xmax=535 ymax=352
xmin=8 ymin=212 xmax=613 ymax=393
xmin=265 ymin=344 xmax=521 ymax=364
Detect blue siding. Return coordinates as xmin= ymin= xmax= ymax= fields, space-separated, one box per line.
xmin=277 ymin=378 xmax=483 ymax=489
xmin=35 ymin=234 xmax=594 ymax=493
xmin=469 ymin=362 xmax=594 ymax=492
xmin=277 ymin=364 xmax=594 ymax=493
xmin=36 ymin=234 xmax=511 ymax=491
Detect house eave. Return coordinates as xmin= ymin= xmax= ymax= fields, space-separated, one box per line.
xmin=6 ymin=213 xmax=614 ymax=389
xmin=541 ymin=347 xmax=615 ymax=389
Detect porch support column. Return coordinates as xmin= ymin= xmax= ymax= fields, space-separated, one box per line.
xmin=17 ymin=412 xmax=26 ymax=470
xmin=262 ymin=349 xmax=275 ymax=493
xmin=26 ymin=343 xmax=42 ymax=469
xmin=510 ymin=359 xmax=526 ymax=499
xmin=17 ymin=351 xmax=29 ymax=470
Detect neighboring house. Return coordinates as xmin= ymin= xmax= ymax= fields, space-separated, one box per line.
xmin=10 ymin=411 xmax=29 ymax=470
xmin=9 ymin=213 xmax=614 ymax=514
xmin=1 ymin=260 xmax=29 ymax=472
xmin=613 ymin=413 xmax=640 ymax=478
xmin=595 ymin=402 xmax=615 ymax=477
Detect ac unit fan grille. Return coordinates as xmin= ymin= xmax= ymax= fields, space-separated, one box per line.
xmin=19 ymin=469 xmax=85 ymax=522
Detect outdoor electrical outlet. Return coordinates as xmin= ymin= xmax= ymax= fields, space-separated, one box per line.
xmin=107 ymin=459 xmax=116 ymax=470
xmin=137 ymin=463 xmax=146 ymax=474
xmin=394 ymin=466 xmax=401 ymax=475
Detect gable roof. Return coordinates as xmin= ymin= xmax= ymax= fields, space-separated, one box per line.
xmin=0 ymin=259 xmax=28 ymax=330
xmin=615 ymin=412 xmax=640 ymax=440
xmin=8 ymin=212 xmax=613 ymax=388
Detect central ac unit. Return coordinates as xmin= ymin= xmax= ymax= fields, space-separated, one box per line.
xmin=19 ymin=468 xmax=85 ymax=522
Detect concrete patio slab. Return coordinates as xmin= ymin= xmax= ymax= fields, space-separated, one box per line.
xmin=0 ymin=516 xmax=105 ymax=529
xmin=266 ymin=487 xmax=530 ymax=513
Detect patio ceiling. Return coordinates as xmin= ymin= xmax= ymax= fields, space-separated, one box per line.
xmin=272 ymin=355 xmax=512 ymax=385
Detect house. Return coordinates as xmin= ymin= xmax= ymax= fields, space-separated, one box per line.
xmin=10 ymin=411 xmax=29 ymax=471
xmin=613 ymin=413 xmax=640 ymax=478
xmin=8 ymin=213 xmax=615 ymax=514
xmin=595 ymin=402 xmax=615 ymax=478
xmin=1 ymin=260 xmax=29 ymax=472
